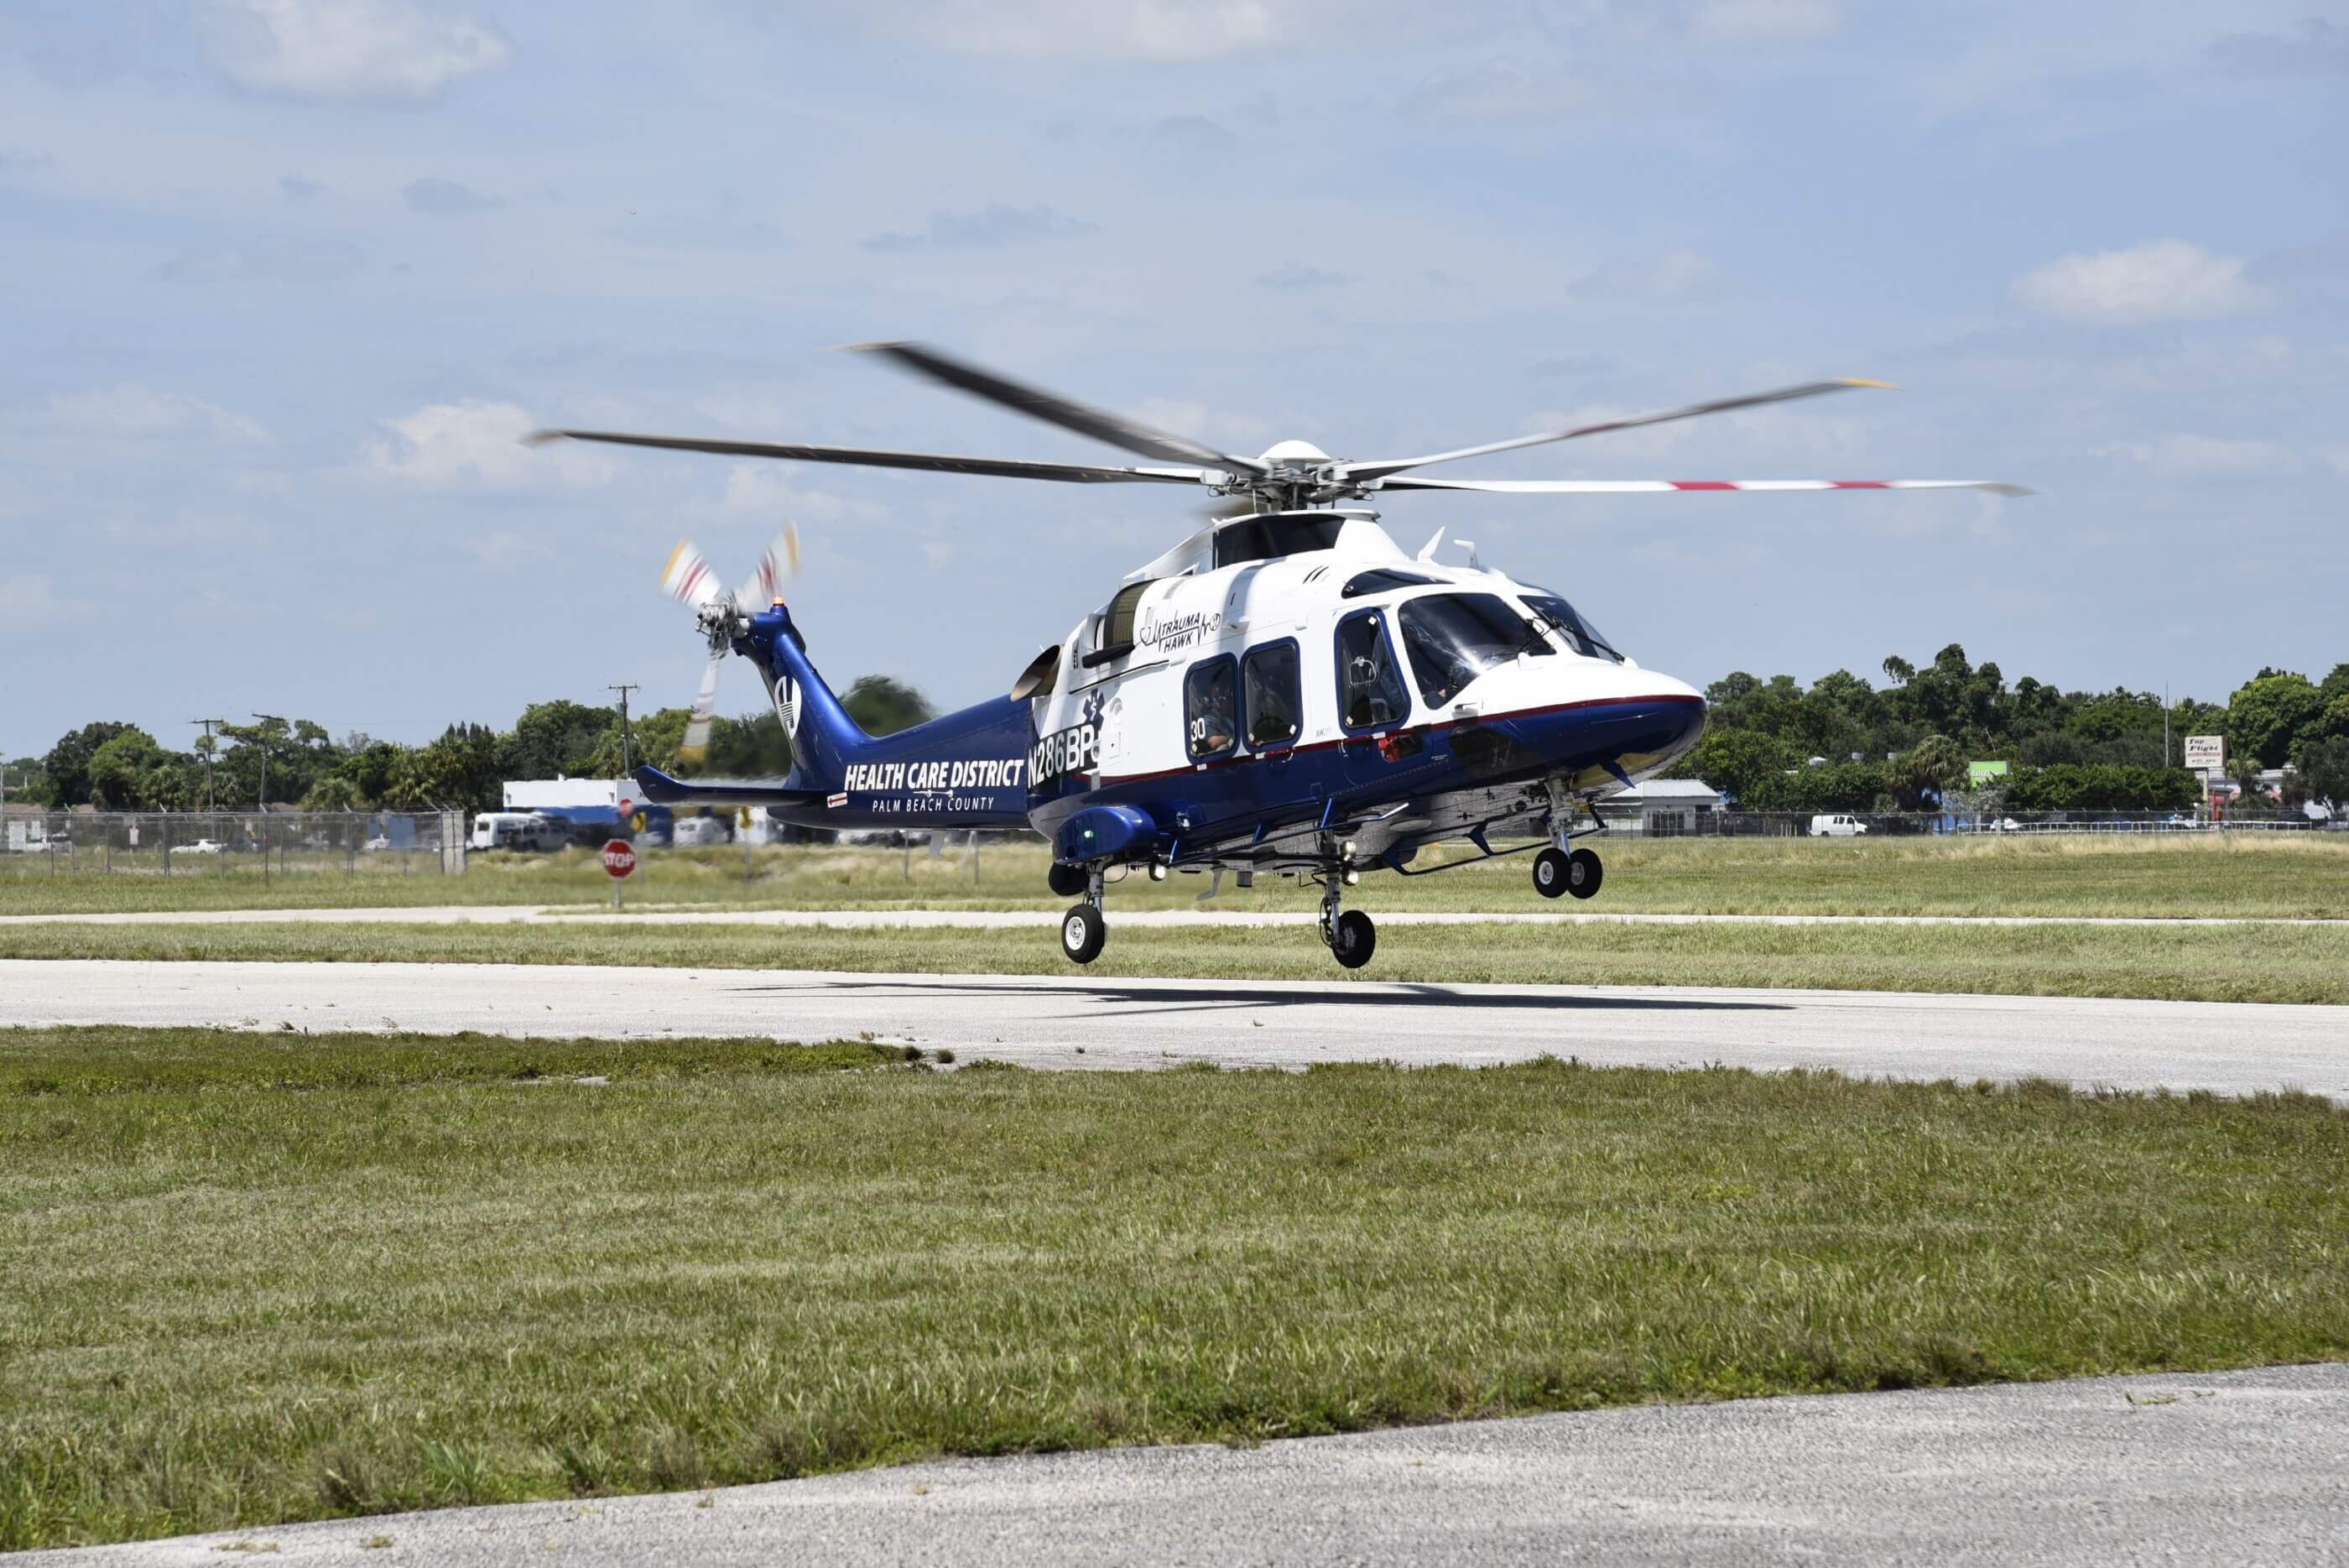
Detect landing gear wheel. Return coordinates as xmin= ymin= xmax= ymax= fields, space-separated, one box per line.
xmin=1532 ymin=847 xmax=1572 ymax=899
xmin=1060 ymin=903 xmax=1106 ymax=965
xmin=1046 ymin=862 xmax=1087 ymax=898
xmin=1566 ymin=847 xmax=1603 ymax=900
xmin=1330 ymin=909 xmax=1377 ymax=969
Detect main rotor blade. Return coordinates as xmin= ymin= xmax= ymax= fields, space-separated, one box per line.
xmin=849 ymin=341 xmax=1266 ymax=475
xmin=1372 ymin=477 xmax=2034 ymax=497
xmin=526 ymin=429 xmax=1216 ymax=486
xmin=1334 ymin=380 xmax=1895 ymax=485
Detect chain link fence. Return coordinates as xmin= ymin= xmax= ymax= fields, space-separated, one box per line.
xmin=1 ymin=810 xmax=468 ymax=880
xmin=3 ymin=804 xmax=2337 ymax=889
xmin=1595 ymin=808 xmax=2337 ymax=837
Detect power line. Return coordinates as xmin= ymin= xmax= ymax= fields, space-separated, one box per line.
xmin=607 ymin=684 xmax=640 ymax=774
xmin=252 ymin=714 xmax=285 ymax=812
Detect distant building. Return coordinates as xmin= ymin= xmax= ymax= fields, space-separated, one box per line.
xmin=1598 ymin=779 xmax=1724 ymax=836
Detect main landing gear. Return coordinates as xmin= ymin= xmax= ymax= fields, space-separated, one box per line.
xmin=1059 ymin=865 xmax=1107 ymax=965
xmin=1319 ymin=872 xmax=1376 ymax=969
xmin=1532 ymin=845 xmax=1602 ymax=899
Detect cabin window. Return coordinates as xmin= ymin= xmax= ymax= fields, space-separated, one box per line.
xmin=1242 ymin=640 xmax=1301 ymax=749
xmin=1340 ymin=568 xmax=1438 ymax=598
xmin=1521 ymin=591 xmax=1624 ymax=663
xmin=1212 ymin=513 xmax=1345 ymax=568
xmin=1398 ymin=592 xmax=1552 ymax=708
xmin=1184 ymin=656 xmax=1239 ymax=760
xmin=1335 ymin=610 xmax=1409 ymax=731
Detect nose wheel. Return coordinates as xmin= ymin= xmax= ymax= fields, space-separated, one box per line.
xmin=1059 ymin=902 xmax=1106 ymax=964
xmin=1059 ymin=866 xmax=1108 ymax=964
xmin=1534 ymin=845 xmax=1602 ymax=900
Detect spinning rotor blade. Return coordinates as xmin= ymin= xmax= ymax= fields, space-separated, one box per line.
xmin=678 ymin=653 xmax=722 ymax=762
xmin=1371 ymin=477 xmax=2034 ymax=496
xmin=660 ymin=539 xmax=724 ymax=608
xmin=739 ymin=524 xmax=799 ymax=607
xmin=1333 ymin=380 xmax=1895 ymax=486
xmin=849 ymin=341 xmax=1266 ymax=475
xmin=526 ymin=428 xmax=1213 ymax=486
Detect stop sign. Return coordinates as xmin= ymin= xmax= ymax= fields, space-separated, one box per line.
xmin=601 ymin=839 xmax=638 ymax=878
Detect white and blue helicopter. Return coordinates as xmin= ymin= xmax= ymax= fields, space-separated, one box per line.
xmin=530 ymin=344 xmax=2023 ymax=968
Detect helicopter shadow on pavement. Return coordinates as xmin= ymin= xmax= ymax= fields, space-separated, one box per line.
xmin=736 ymin=976 xmax=1791 ymax=1016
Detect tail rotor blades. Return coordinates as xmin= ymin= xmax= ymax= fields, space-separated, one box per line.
xmin=678 ymin=651 xmax=722 ymax=763
xmin=738 ymin=524 xmax=799 ymax=607
xmin=661 ymin=539 xmax=723 ymax=609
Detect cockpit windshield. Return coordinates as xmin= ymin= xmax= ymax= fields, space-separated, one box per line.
xmin=1522 ymin=591 xmax=1624 ymax=664
xmin=1396 ymin=592 xmax=1552 ymax=708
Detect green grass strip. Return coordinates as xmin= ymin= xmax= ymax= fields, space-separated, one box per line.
xmin=7 ymin=915 xmax=2349 ymax=1003
xmin=6 ymin=834 xmax=2346 ymax=918
xmin=2 ymin=1028 xmax=2343 ymax=1550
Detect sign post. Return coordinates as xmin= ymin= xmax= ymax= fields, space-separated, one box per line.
xmin=602 ymin=837 xmax=637 ymax=909
xmin=2184 ymin=736 xmax=2225 ymax=811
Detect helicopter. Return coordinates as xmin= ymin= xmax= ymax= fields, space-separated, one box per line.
xmin=528 ymin=343 xmax=2024 ymax=968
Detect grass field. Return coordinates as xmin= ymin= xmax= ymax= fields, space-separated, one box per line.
xmin=8 ymin=912 xmax=2347 ymax=1003
xmin=5 ymin=833 xmax=2347 ymax=919
xmin=3 ymin=1026 xmax=2341 ymax=1550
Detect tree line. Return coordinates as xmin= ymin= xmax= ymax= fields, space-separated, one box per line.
xmin=13 ymin=652 xmax=2348 ymax=818
xmin=1685 ymin=647 xmax=2349 ymax=814
xmin=8 ymin=676 xmax=935 ymax=815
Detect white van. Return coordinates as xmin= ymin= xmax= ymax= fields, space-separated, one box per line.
xmin=1808 ymin=814 xmax=1869 ymax=837
xmin=471 ymin=812 xmax=565 ymax=852
xmin=669 ymin=815 xmax=732 ymax=847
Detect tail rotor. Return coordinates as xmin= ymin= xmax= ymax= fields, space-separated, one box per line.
xmin=663 ymin=525 xmax=801 ymax=765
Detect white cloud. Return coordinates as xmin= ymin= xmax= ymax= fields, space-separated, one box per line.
xmin=1575 ymin=249 xmax=1721 ymax=303
xmin=0 ymin=575 xmax=97 ymax=628
xmin=2101 ymin=434 xmax=2296 ymax=478
xmin=199 ymin=0 xmax=510 ymax=102
xmin=156 ymin=236 xmax=363 ymax=285
xmin=2013 ymin=240 xmax=2265 ymax=326
xmin=360 ymin=401 xmax=612 ymax=491
xmin=44 ymin=384 xmax=268 ymax=445
xmin=1691 ymin=0 xmax=1841 ymax=43
xmin=844 ymin=0 xmax=1299 ymax=62
xmin=1403 ymin=60 xmax=1591 ymax=122
xmin=404 ymin=175 xmax=503 ymax=216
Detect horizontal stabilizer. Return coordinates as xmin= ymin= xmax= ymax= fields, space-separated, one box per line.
xmin=631 ymin=764 xmax=834 ymax=810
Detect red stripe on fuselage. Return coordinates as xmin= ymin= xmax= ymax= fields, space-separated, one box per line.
xmin=1092 ymin=692 xmax=1702 ymax=788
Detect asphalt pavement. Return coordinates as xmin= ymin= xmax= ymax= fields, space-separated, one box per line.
xmin=26 ymin=1364 xmax=2349 ymax=1565
xmin=5 ymin=958 xmax=2345 ymax=1097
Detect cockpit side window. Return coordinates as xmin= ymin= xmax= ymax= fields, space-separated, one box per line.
xmin=1397 ymin=592 xmax=1552 ymax=709
xmin=1184 ymin=656 xmax=1239 ymax=760
xmin=1522 ymin=591 xmax=1624 ymax=663
xmin=1335 ymin=609 xmax=1409 ymax=732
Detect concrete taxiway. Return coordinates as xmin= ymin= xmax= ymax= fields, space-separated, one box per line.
xmin=5 ymin=958 xmax=2344 ymax=1097
xmin=25 ymin=1364 xmax=2349 ymax=1566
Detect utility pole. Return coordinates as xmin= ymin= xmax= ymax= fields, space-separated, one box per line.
xmin=252 ymin=714 xmax=285 ymax=811
xmin=2163 ymin=683 xmax=2171 ymax=769
xmin=607 ymin=684 xmax=640 ymax=774
xmin=190 ymin=719 xmax=228 ymax=811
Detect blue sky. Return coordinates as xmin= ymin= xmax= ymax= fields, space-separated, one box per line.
xmin=3 ymin=1 xmax=2344 ymax=757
